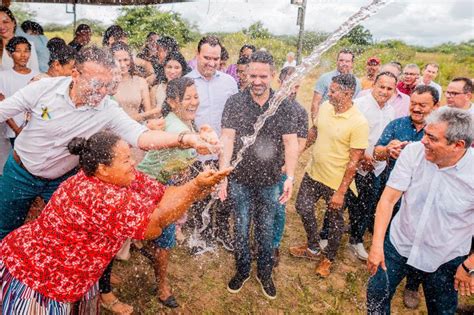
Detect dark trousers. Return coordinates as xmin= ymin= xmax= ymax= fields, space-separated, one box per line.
xmin=367 ymin=236 xmax=464 ymax=314
xmin=99 ymin=259 xmax=114 ymax=294
xmin=188 ymin=160 xmax=233 ymax=240
xmin=295 ymin=173 xmax=355 ymax=261
xmin=230 ymin=180 xmax=279 ymax=280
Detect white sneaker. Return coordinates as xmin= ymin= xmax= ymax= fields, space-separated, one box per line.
xmin=349 ymin=243 xmax=368 ymax=261
xmin=319 ymin=239 xmax=328 ymax=250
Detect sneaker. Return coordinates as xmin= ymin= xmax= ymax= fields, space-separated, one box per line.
xmin=227 ymin=273 xmax=250 ymax=294
xmin=315 ymin=257 xmax=332 ymax=278
xmin=215 ymin=234 xmax=234 ymax=252
xmin=349 ymin=243 xmax=368 ymax=261
xmin=289 ymin=244 xmax=321 ymax=261
xmin=320 ymin=239 xmax=328 ymax=250
xmin=273 ymin=248 xmax=280 ymax=267
xmin=256 ymin=275 xmax=277 ymax=300
xmin=403 ymin=289 xmax=420 ymax=309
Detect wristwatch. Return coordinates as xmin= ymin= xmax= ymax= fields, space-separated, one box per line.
xmin=461 ymin=262 xmax=474 ymax=276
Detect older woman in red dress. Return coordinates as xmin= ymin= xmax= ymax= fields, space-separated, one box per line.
xmin=0 ymin=130 xmax=230 ymax=314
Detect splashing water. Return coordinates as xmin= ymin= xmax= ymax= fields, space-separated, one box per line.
xmin=367 ymin=270 xmax=390 ymax=314
xmin=190 ymin=0 xmax=393 ymax=253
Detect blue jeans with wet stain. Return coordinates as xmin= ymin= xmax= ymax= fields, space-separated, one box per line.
xmin=272 ymin=174 xmax=287 ymax=249
xmin=230 ymin=179 xmax=279 ymax=280
xmin=0 ymin=152 xmax=76 ymax=240
xmin=367 ymin=235 xmax=465 ymax=314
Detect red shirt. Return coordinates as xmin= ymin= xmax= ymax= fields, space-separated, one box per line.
xmin=0 ymin=170 xmax=165 ymax=302
xmin=397 ymin=81 xmax=417 ymax=96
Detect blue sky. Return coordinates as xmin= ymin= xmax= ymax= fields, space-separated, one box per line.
xmin=26 ymin=0 xmax=474 ymax=47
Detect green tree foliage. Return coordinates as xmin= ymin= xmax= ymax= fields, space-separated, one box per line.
xmin=115 ymin=6 xmax=197 ymax=49
xmin=242 ymin=21 xmax=272 ymax=39
xmin=342 ymin=25 xmax=373 ymax=46
xmin=10 ymin=3 xmax=36 ymax=23
xmin=43 ymin=19 xmax=106 ymax=35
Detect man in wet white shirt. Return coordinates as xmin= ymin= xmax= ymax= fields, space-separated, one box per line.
xmin=367 ymin=107 xmax=474 ymax=314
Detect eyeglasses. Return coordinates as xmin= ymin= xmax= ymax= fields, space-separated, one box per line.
xmin=445 ymin=91 xmax=466 ymax=96
xmin=403 ymin=72 xmax=419 ymax=76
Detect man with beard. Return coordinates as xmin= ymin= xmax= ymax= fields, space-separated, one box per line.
xmin=219 ymin=51 xmax=298 ymax=300
xmin=373 ymin=85 xmax=440 ymax=309
xmin=289 ymin=74 xmax=369 ymax=277
xmin=310 ymin=49 xmax=361 ymax=120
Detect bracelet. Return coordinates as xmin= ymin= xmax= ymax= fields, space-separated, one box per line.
xmin=461 ymin=262 xmax=471 ymax=274
xmin=177 ymin=131 xmax=192 ymax=148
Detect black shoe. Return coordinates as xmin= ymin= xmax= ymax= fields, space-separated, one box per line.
xmin=158 ymin=295 xmax=179 ymax=308
xmin=216 ymin=234 xmax=234 ymax=252
xmin=227 ymin=273 xmax=250 ymax=294
xmin=273 ymin=248 xmax=280 ymax=267
xmin=256 ymin=275 xmax=276 ymax=300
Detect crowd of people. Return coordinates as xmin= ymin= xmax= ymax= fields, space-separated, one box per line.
xmin=0 ymin=5 xmax=473 ymax=314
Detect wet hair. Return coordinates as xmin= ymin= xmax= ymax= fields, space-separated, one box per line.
xmin=413 ymin=85 xmax=439 ymax=104
xmin=158 ymin=50 xmax=189 ymax=84
xmin=102 ymin=25 xmax=127 ymax=46
xmin=68 ymin=131 xmax=122 ymax=176
xmin=237 ymin=56 xmax=250 ymax=66
xmin=426 ymin=107 xmax=473 ymax=148
xmin=75 ymin=45 xmax=116 ymax=70
xmin=6 ymin=36 xmax=31 ymax=54
xmin=21 ymin=20 xmax=44 ymax=35
xmin=239 ymin=44 xmax=256 ymax=56
xmin=250 ymin=50 xmax=274 ymax=68
xmin=157 ymin=36 xmax=179 ymax=54
xmin=337 ymin=48 xmax=355 ymax=62
xmin=162 ymin=77 xmax=195 ymax=117
xmin=48 ymin=44 xmax=76 ymax=66
xmin=197 ymin=35 xmax=221 ymax=53
xmin=451 ymin=77 xmax=473 ymax=94
xmin=374 ymin=71 xmax=398 ymax=84
xmin=47 ymin=37 xmax=67 ymax=53
xmin=331 ymin=73 xmax=357 ymax=93
xmin=279 ymin=66 xmax=296 ymax=82
xmin=75 ymin=24 xmax=91 ymax=36
xmin=0 ymin=6 xmax=17 ymax=30
xmin=110 ymin=41 xmax=136 ymax=75
xmin=220 ymin=46 xmax=229 ymax=61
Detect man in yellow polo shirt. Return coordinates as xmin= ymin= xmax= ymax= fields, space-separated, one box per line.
xmin=289 ymin=74 xmax=369 ymax=277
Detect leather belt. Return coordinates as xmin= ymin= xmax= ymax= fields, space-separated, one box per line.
xmin=12 ymin=150 xmax=49 ymax=181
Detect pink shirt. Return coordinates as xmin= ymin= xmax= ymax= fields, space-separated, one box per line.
xmin=356 ymin=88 xmax=409 ymax=119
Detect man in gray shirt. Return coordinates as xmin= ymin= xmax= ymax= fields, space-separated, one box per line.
xmin=0 ymin=46 xmax=218 ymax=240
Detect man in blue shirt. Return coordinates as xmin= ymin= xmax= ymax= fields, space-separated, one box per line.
xmin=310 ymin=48 xmax=361 ymax=120
xmin=373 ymin=85 xmax=440 ymax=310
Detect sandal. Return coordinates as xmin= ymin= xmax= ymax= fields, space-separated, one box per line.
xmin=101 ymin=297 xmax=134 ymax=315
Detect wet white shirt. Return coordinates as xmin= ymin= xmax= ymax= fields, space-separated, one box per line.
xmin=0 ymin=76 xmax=147 ymax=179
xmin=388 ymin=142 xmax=474 ymax=272
xmin=355 ymin=93 xmax=396 ymax=177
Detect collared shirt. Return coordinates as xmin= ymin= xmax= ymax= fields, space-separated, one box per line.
xmin=355 ymin=93 xmax=396 ymax=177
xmin=0 ymin=170 xmax=165 ymax=302
xmin=185 ymin=68 xmax=238 ymax=161
xmin=307 ymin=101 xmax=369 ymax=194
xmin=221 ymin=89 xmax=298 ymax=186
xmin=0 ymin=77 xmax=147 ymax=179
xmin=388 ymin=142 xmax=474 ymax=272
xmin=313 ymin=70 xmax=361 ymax=102
xmin=376 ymin=116 xmax=425 ymax=175
xmin=417 ymin=80 xmax=442 ymax=100
xmin=357 ymin=88 xmax=410 ymax=119
xmin=397 ymin=81 xmax=417 ymax=96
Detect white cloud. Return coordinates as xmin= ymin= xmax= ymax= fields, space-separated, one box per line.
xmin=26 ymin=0 xmax=474 ymax=46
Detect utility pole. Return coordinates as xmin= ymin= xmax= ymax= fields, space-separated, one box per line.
xmin=291 ymin=0 xmax=307 ymax=65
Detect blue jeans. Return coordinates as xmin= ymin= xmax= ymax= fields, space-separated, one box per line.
xmin=153 ymin=223 xmax=176 ymax=249
xmin=272 ymin=174 xmax=286 ymax=249
xmin=230 ymin=179 xmax=279 ymax=280
xmin=367 ymin=236 xmax=465 ymax=314
xmin=0 ymin=153 xmax=76 ymax=240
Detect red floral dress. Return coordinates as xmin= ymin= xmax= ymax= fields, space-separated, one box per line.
xmin=0 ymin=170 xmax=165 ymax=302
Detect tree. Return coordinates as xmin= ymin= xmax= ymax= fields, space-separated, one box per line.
xmin=115 ymin=6 xmax=198 ymax=49
xmin=9 ymin=3 xmax=36 ymax=23
xmin=243 ymin=21 xmax=271 ymax=40
xmin=342 ymin=25 xmax=373 ymax=46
